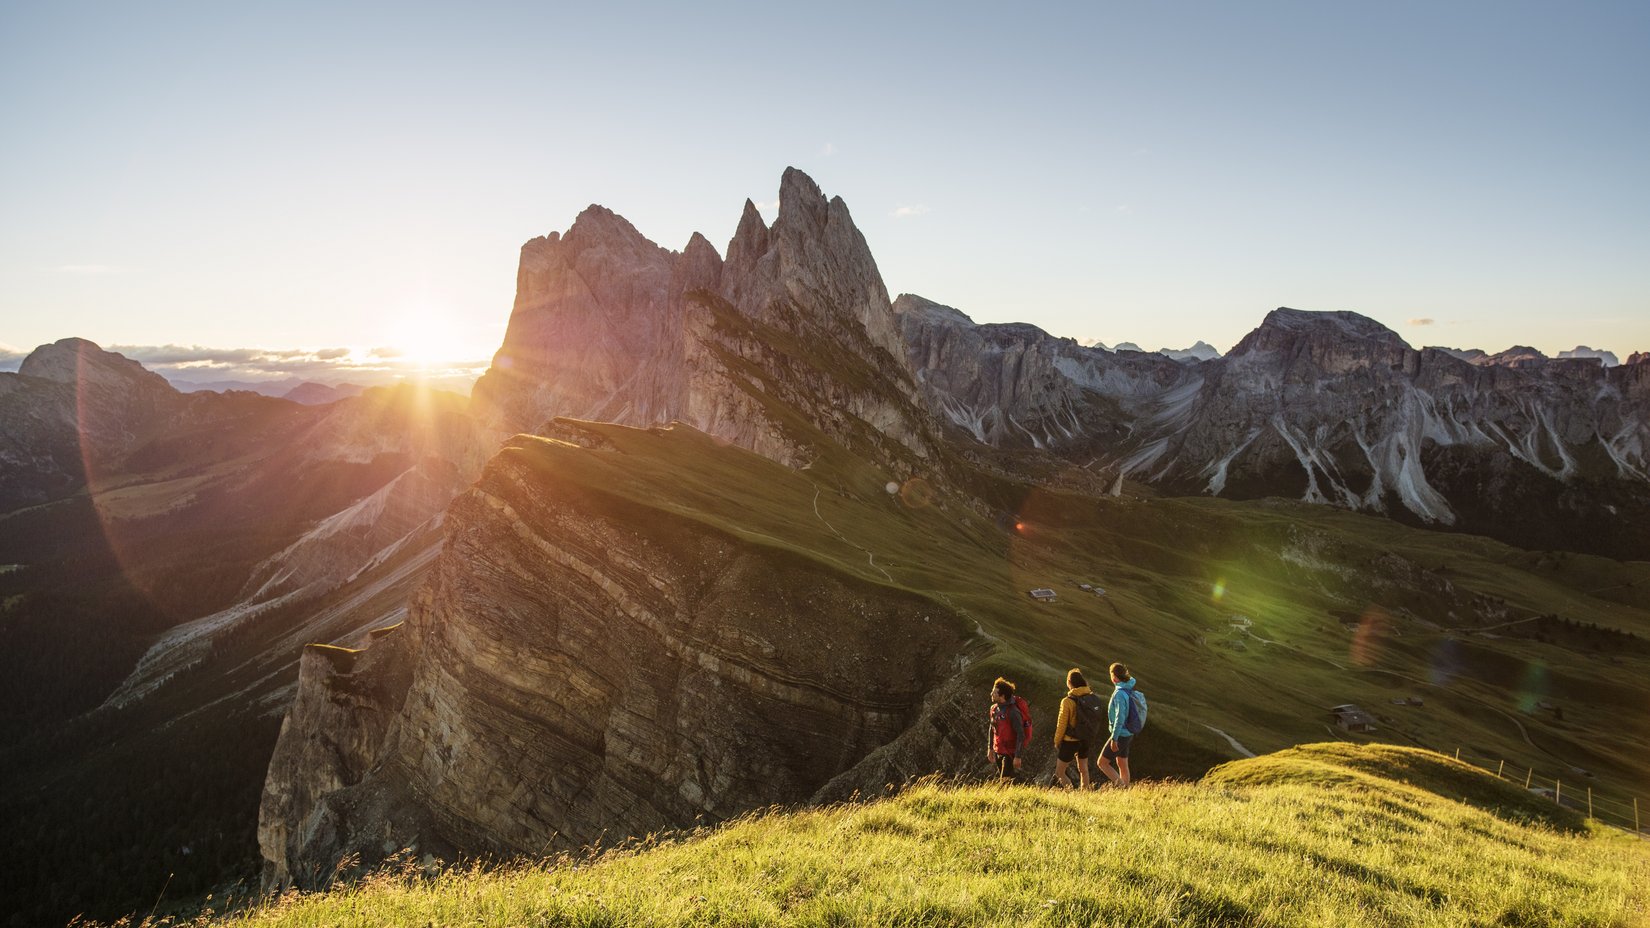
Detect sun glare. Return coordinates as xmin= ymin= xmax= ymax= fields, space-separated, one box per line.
xmin=386 ymin=308 xmax=475 ymax=369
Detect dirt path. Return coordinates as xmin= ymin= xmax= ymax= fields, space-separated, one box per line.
xmin=1203 ymin=724 xmax=1257 ymax=758
xmin=810 ymin=488 xmax=894 ymax=584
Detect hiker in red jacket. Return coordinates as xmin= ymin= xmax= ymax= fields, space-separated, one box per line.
xmin=987 ymin=676 xmax=1029 ymax=783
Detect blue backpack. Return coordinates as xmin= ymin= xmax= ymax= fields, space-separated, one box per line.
xmin=1123 ymin=688 xmax=1148 ymax=735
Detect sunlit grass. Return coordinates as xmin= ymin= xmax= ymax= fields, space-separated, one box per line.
xmin=174 ymin=745 xmax=1648 ymax=927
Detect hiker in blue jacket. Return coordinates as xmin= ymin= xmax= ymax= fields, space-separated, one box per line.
xmin=1096 ymin=662 xmax=1138 ymax=787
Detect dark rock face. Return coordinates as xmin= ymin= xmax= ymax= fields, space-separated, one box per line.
xmin=472 ymin=168 xmax=939 ymax=475
xmin=0 ymin=338 xmax=186 ymax=509
xmin=259 ymin=436 xmax=970 ymax=889
xmin=901 ymin=305 xmax=1650 ymax=558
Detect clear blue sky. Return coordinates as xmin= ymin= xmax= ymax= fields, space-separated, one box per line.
xmin=2 ymin=1 xmax=1646 ymax=379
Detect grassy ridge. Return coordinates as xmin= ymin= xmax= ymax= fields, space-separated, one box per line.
xmin=514 ymin=422 xmax=1650 ymax=792
xmin=207 ymin=745 xmax=1646 ymax=928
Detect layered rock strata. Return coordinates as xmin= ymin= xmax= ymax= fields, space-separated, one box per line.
xmin=259 ymin=433 xmax=971 ymax=889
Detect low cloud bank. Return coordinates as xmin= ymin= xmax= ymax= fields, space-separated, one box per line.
xmin=2 ymin=340 xmax=485 ymax=393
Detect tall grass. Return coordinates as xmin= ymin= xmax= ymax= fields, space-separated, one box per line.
xmin=165 ymin=746 xmax=1648 ymax=928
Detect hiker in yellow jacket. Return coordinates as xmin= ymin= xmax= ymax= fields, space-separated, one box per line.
xmin=1052 ymin=668 xmax=1106 ymax=789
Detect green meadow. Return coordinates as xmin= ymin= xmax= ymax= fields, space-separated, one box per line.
xmin=509 ymin=421 xmax=1650 ymax=793
xmin=202 ymin=744 xmax=1647 ymax=927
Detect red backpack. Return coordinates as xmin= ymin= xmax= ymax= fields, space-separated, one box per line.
xmin=1013 ymin=695 xmax=1033 ymax=743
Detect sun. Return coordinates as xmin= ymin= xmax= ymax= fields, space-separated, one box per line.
xmin=386 ymin=309 xmax=472 ymax=368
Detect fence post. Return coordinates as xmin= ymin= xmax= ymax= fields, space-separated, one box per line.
xmin=1635 ymin=797 xmax=1640 ymax=837
xmin=1454 ymin=747 xmax=1461 ymax=761
xmin=1496 ymin=760 xmax=1505 ymax=779
xmin=1587 ymin=787 xmax=1593 ymax=821
xmin=1555 ymin=780 xmax=1562 ymax=807
xmin=1524 ymin=768 xmax=1532 ymax=789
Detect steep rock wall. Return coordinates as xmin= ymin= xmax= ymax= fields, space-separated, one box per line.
xmin=259 ymin=435 xmax=972 ymax=889
xmin=471 ymin=168 xmax=940 ymax=476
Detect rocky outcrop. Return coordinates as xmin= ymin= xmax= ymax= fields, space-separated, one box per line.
xmin=901 ymin=305 xmax=1650 ymax=558
xmin=894 ymin=294 xmax=1190 ymax=451
xmin=258 ymin=629 xmax=417 ymax=890
xmin=259 ymin=432 xmax=972 ymax=889
xmin=472 ymin=168 xmax=939 ymax=475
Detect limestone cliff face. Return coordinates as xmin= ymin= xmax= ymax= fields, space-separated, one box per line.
xmin=258 ymin=629 xmax=417 ymax=890
xmin=472 ymin=168 xmax=938 ymax=474
xmin=894 ymin=294 xmax=1190 ymax=451
xmin=901 ymin=304 xmax=1650 ymax=558
xmin=259 ymin=433 xmax=971 ymax=889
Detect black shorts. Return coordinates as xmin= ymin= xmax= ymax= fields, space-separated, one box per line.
xmin=1057 ymin=739 xmax=1090 ymax=763
xmin=1102 ymin=736 xmax=1133 ymax=760
xmin=995 ymin=753 xmax=1018 ymax=780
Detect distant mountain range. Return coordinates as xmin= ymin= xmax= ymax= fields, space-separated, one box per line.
xmin=163 ymin=376 xmax=369 ymax=404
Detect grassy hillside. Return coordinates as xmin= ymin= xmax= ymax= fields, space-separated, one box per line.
xmin=199 ymin=745 xmax=1647 ymax=927
xmin=515 ymin=421 xmax=1650 ymax=793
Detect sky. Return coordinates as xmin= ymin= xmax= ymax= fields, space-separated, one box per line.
xmin=2 ymin=1 xmax=1647 ymax=386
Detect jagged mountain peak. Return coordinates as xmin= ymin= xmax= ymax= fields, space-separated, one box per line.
xmin=778 ymin=165 xmax=826 ymax=220
xmin=474 ymin=168 xmax=933 ymax=471
xmin=725 ymin=198 xmax=771 ymax=278
xmin=18 ymin=337 xmax=175 ymax=393
xmin=562 ymin=204 xmax=666 ymax=257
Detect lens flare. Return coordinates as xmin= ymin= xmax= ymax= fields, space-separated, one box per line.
xmin=1515 ymin=661 xmax=1549 ymax=713
xmin=898 ymin=476 xmax=934 ymax=509
xmin=1350 ymin=605 xmax=1392 ymax=667
xmin=1211 ymin=579 xmax=1226 ymax=602
xmin=1429 ymin=638 xmax=1462 ymax=686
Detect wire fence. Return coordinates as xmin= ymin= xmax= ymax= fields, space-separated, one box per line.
xmin=1447 ymin=745 xmax=1645 ymax=838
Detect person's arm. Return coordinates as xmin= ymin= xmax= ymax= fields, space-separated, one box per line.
xmin=1107 ymin=690 xmax=1124 ymax=744
xmin=987 ymin=707 xmax=997 ymax=760
xmin=1054 ymin=696 xmax=1072 ymax=745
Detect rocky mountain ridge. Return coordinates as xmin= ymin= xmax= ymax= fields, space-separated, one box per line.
xmin=900 ymin=303 xmax=1650 ymax=557
xmin=470 ymin=167 xmax=939 ymax=476
xmin=260 ymin=168 xmax=974 ymax=889
xmin=259 ymin=429 xmax=974 ymax=889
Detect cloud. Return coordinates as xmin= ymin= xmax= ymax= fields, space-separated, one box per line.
xmin=1407 ymin=318 xmax=1435 ymax=326
xmin=821 ymin=142 xmax=837 ymax=157
xmin=891 ymin=205 xmax=931 ymax=220
xmin=91 ymin=343 xmax=492 ymax=389
xmin=111 ymin=344 xmax=351 ymax=366
xmin=0 ymin=344 xmax=25 ymax=372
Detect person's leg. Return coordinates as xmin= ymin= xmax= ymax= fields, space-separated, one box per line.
xmin=1096 ymin=741 xmax=1122 ymax=785
xmin=1118 ymin=758 xmax=1131 ymax=787
xmin=1053 ymin=757 xmax=1072 ymax=788
xmin=1076 ymin=745 xmax=1093 ymax=789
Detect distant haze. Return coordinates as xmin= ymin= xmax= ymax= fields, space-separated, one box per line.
xmin=2 ymin=2 xmax=1646 ymax=365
